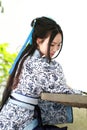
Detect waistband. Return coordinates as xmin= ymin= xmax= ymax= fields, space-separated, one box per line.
xmin=8 ymin=98 xmax=35 ymax=110
xmin=23 ymin=119 xmax=38 ymax=130
xmin=11 ymin=92 xmax=39 ymax=105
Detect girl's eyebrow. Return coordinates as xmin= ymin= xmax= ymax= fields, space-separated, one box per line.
xmin=52 ymin=41 xmax=62 ymax=44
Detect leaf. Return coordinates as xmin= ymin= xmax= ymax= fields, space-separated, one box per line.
xmin=0 ymin=43 xmax=17 ymax=86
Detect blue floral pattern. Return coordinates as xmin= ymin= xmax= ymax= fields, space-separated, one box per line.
xmin=38 ymin=100 xmax=73 ymax=124
xmin=0 ymin=50 xmax=75 ymax=129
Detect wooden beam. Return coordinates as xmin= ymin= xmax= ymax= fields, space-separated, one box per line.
xmin=41 ymin=93 xmax=87 ymax=108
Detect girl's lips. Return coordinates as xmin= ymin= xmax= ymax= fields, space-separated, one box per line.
xmin=50 ymin=53 xmax=55 ymax=57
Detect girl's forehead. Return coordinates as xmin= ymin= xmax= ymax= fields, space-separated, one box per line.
xmin=53 ymin=33 xmax=62 ymax=42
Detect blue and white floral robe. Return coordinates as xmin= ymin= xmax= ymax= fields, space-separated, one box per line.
xmin=0 ymin=50 xmax=76 ymax=130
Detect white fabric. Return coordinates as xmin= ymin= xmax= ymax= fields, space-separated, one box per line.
xmin=11 ymin=92 xmax=38 ymax=105
xmin=8 ymin=98 xmax=35 ymax=110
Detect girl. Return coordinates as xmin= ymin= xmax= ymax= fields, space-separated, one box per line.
xmin=0 ymin=16 xmax=78 ymax=130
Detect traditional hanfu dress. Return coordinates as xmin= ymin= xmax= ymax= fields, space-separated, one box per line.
xmin=0 ymin=50 xmax=77 ymax=130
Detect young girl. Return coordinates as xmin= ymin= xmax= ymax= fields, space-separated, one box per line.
xmin=0 ymin=16 xmax=78 ymax=130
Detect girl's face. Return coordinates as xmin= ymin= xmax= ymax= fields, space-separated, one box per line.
xmin=37 ymin=33 xmax=62 ymax=58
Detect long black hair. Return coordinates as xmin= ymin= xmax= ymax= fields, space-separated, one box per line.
xmin=0 ymin=16 xmax=63 ymax=110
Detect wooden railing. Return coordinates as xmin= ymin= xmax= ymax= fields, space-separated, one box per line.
xmin=41 ymin=93 xmax=87 ymax=108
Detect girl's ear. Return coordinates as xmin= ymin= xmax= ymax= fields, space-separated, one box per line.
xmin=36 ymin=38 xmax=43 ymax=45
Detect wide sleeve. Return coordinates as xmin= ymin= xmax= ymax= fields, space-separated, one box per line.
xmin=25 ymin=57 xmax=75 ymax=95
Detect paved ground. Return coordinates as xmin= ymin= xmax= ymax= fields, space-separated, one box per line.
xmin=57 ymin=108 xmax=87 ymax=130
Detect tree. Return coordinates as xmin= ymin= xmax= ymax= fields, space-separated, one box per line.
xmin=0 ymin=43 xmax=17 ymax=98
xmin=0 ymin=0 xmax=4 ymax=13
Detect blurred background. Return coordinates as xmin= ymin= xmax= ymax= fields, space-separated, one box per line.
xmin=0 ymin=0 xmax=87 ymax=92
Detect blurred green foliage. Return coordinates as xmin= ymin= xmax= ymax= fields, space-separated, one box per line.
xmin=0 ymin=0 xmax=4 ymax=13
xmin=0 ymin=43 xmax=17 ymax=87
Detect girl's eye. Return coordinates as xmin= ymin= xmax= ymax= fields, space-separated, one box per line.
xmin=51 ymin=42 xmax=62 ymax=47
xmin=51 ymin=44 xmax=54 ymax=46
xmin=58 ymin=43 xmax=62 ymax=47
xmin=51 ymin=42 xmax=55 ymax=46
xmin=58 ymin=44 xmax=61 ymax=47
